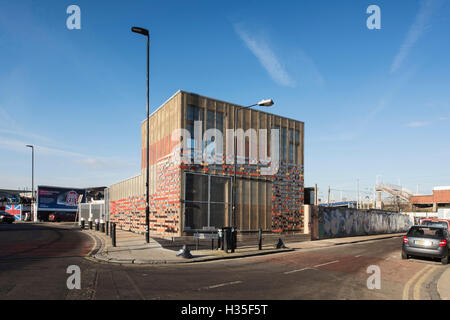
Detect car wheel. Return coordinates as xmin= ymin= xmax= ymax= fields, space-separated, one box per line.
xmin=441 ymin=255 xmax=449 ymax=265
xmin=402 ymin=250 xmax=409 ymax=260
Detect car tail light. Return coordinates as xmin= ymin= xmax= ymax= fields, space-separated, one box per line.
xmin=403 ymin=236 xmax=409 ymax=244
xmin=440 ymin=239 xmax=447 ymax=247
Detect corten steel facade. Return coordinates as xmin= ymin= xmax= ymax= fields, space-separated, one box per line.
xmin=108 ymin=90 xmax=304 ymax=237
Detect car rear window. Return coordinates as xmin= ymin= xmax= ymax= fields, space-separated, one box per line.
xmin=408 ymin=227 xmax=445 ymax=238
xmin=422 ymin=221 xmax=448 ymax=229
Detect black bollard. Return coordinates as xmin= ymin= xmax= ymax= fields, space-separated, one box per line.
xmin=276 ymin=238 xmax=286 ymax=249
xmin=231 ymin=227 xmax=236 ymax=253
xmin=112 ymin=223 xmax=116 ymax=247
xmin=80 ymin=219 xmax=85 ymax=229
xmin=223 ymin=228 xmax=229 ymax=253
xmin=176 ymin=244 xmax=193 ymax=259
xmin=95 ymin=219 xmax=99 ymax=231
xmin=88 ymin=220 xmax=93 ymax=230
xmin=106 ymin=221 xmax=109 ymax=235
xmin=100 ymin=220 xmax=105 ymax=233
xmin=258 ymin=228 xmax=262 ymax=250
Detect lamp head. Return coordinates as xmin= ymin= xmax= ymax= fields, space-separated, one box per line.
xmin=131 ymin=27 xmax=149 ymax=36
xmin=257 ymin=99 xmax=274 ymax=107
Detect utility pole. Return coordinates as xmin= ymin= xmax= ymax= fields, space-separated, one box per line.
xmin=327 ymin=186 xmax=330 ymax=206
xmin=314 ymin=184 xmax=318 ymax=206
xmin=26 ymin=145 xmax=35 ymax=222
xmin=131 ymin=26 xmax=151 ymax=243
xmin=357 ymin=179 xmax=360 ymax=210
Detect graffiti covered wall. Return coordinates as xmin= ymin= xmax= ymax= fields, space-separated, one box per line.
xmin=312 ymin=207 xmax=412 ymax=240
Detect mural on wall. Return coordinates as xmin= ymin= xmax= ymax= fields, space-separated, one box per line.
xmin=317 ymin=207 xmax=412 ymax=240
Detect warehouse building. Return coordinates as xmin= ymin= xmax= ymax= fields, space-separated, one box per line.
xmin=410 ymin=186 xmax=450 ymax=212
xmin=107 ymin=90 xmax=304 ymax=238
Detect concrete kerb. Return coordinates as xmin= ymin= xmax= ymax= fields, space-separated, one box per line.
xmin=331 ymin=234 xmax=404 ymax=245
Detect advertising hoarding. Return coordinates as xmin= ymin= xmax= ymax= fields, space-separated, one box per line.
xmin=37 ymin=186 xmax=86 ymax=212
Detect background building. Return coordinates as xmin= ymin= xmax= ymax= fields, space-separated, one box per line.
xmin=410 ymin=186 xmax=450 ymax=212
xmin=108 ymin=90 xmax=304 ymax=238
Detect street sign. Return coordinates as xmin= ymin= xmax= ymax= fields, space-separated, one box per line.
xmin=194 ymin=233 xmax=219 ymax=239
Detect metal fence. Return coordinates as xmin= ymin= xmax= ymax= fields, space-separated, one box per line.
xmin=78 ymin=202 xmax=106 ymax=225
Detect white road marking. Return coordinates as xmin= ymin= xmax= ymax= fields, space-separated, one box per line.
xmin=206 ymin=281 xmax=243 ymax=289
xmin=355 ymin=255 xmax=362 ymax=258
xmin=313 ymin=260 xmax=339 ymax=268
xmin=283 ymin=267 xmax=312 ymax=275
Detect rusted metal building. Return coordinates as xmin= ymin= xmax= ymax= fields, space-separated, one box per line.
xmin=108 ymin=90 xmax=304 ymax=238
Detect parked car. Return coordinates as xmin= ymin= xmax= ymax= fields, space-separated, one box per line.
xmin=402 ymin=225 xmax=449 ymax=264
xmin=420 ymin=218 xmax=450 ymax=230
xmin=48 ymin=212 xmax=76 ymax=222
xmin=0 ymin=211 xmax=15 ymax=224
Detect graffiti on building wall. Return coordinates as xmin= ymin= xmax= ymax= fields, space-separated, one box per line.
xmin=317 ymin=207 xmax=411 ymax=239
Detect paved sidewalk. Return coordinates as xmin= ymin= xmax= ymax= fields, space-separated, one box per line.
xmin=85 ymin=228 xmax=293 ymax=264
xmin=83 ymin=227 xmax=405 ymax=265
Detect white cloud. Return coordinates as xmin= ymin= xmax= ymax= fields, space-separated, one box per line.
xmin=391 ymin=0 xmax=443 ymax=73
xmin=0 ymin=135 xmax=133 ymax=170
xmin=406 ymin=121 xmax=431 ymax=127
xmin=233 ymin=23 xmax=295 ymax=87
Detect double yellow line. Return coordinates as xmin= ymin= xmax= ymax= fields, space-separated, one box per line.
xmin=402 ymin=265 xmax=437 ymax=300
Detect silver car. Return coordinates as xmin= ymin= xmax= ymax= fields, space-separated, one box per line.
xmin=402 ymin=225 xmax=449 ymax=265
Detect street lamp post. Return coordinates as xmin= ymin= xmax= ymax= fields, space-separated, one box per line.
xmin=26 ymin=144 xmax=36 ymax=222
xmin=231 ymin=99 xmax=274 ymax=227
xmin=131 ymin=26 xmax=151 ymax=243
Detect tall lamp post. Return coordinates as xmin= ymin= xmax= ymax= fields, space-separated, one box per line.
xmin=232 ymin=99 xmax=274 ymax=227
xmin=26 ymin=144 xmax=36 ymax=222
xmin=131 ymin=26 xmax=151 ymax=243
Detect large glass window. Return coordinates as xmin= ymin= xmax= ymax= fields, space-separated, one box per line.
xmin=289 ymin=128 xmax=294 ymax=163
xmin=205 ymin=110 xmax=224 ymax=163
xmin=184 ymin=173 xmax=231 ymax=230
xmin=186 ymin=105 xmax=204 ymax=160
xmin=281 ymin=127 xmax=287 ymax=161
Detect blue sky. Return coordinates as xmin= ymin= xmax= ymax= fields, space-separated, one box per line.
xmin=0 ymin=0 xmax=449 ymax=201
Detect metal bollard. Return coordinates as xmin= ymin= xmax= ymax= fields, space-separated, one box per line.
xmin=110 ymin=222 xmax=113 ymax=238
xmin=223 ymin=228 xmax=229 ymax=253
xmin=100 ymin=220 xmax=105 ymax=233
xmin=106 ymin=221 xmax=109 ymax=235
xmin=217 ymin=229 xmax=222 ymax=250
xmin=231 ymin=227 xmax=237 ymax=253
xmin=95 ymin=219 xmax=99 ymax=231
xmin=88 ymin=219 xmax=93 ymax=230
xmin=112 ymin=223 xmax=116 ymax=247
xmin=258 ymin=228 xmax=262 ymax=250
xmin=80 ymin=218 xmax=85 ymax=229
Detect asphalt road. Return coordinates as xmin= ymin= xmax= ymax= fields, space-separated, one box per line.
xmin=0 ymin=222 xmax=448 ymax=300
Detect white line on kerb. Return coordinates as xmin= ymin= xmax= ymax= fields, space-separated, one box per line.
xmin=313 ymin=260 xmax=339 ymax=268
xmin=206 ymin=281 xmax=243 ymax=289
xmin=283 ymin=267 xmax=312 ymax=275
